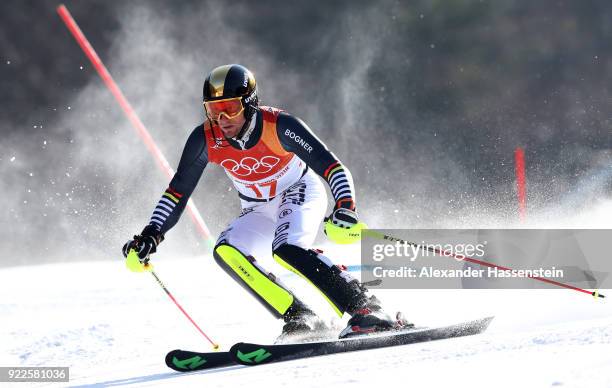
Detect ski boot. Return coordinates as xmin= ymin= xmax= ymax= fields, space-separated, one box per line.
xmin=276 ymin=299 xmax=329 ymax=344
xmin=339 ymin=287 xmax=414 ymax=339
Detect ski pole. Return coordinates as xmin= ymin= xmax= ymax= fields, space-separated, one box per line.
xmin=362 ymin=229 xmax=605 ymax=299
xmin=126 ymin=250 xmax=220 ymax=349
xmin=149 ymin=270 xmax=220 ymax=350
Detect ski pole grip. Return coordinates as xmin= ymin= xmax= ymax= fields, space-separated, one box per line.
xmin=126 ymin=249 xmax=153 ymax=272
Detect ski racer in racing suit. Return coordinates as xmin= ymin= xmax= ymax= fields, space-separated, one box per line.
xmin=122 ymin=64 xmax=407 ymax=339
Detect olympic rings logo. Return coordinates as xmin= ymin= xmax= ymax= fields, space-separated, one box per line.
xmin=220 ymin=156 xmax=281 ymax=176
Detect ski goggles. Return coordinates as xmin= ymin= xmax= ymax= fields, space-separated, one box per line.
xmin=203 ymin=97 xmax=244 ymax=120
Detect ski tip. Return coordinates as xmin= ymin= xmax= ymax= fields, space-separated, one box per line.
xmin=164 ymin=350 xmax=179 ymax=368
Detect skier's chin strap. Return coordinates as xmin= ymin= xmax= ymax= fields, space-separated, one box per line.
xmin=228 ymin=109 xmax=258 ymax=150
xmin=208 ymin=109 xmax=258 ymax=149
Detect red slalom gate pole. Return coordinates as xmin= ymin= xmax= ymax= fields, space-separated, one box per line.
xmin=514 ymin=147 xmax=527 ymax=222
xmin=57 ymin=4 xmax=214 ymax=247
xmin=365 ymin=231 xmax=605 ymax=299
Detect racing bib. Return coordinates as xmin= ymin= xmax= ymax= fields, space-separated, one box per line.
xmin=205 ymin=107 xmax=305 ymax=199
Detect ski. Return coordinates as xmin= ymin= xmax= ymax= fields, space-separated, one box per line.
xmin=165 ymin=349 xmax=234 ymax=372
xmin=229 ymin=316 xmax=494 ymax=366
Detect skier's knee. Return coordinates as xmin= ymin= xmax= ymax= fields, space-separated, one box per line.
xmin=272 ymin=243 xmax=302 ymax=259
xmin=212 ymin=242 xmax=233 ymax=269
xmin=273 ymin=243 xmax=334 ymax=268
xmin=212 ymin=242 xmax=252 ymax=276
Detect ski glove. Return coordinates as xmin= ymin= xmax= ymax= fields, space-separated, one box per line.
xmin=326 ymin=207 xmax=359 ymax=229
xmin=122 ymin=224 xmax=164 ymax=264
xmin=324 ymin=207 xmax=366 ymax=244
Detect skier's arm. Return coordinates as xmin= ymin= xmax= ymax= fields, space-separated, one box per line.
xmin=147 ymin=124 xmax=209 ymax=235
xmin=276 ymin=112 xmax=356 ymax=211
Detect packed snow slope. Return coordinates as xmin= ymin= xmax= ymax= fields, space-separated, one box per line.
xmin=1 ymin=244 xmax=611 ymax=388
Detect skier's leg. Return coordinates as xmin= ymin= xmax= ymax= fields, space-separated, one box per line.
xmin=271 ymin=171 xmax=407 ymax=337
xmin=212 ymin=205 xmax=313 ymax=320
xmin=273 ymin=245 xmax=370 ymax=316
xmin=270 ymin=170 xmax=368 ymax=316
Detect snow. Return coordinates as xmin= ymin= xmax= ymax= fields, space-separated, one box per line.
xmin=1 ymin=252 xmax=610 ymax=388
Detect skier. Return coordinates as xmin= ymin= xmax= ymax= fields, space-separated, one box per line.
xmin=122 ymin=64 xmax=408 ymax=339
